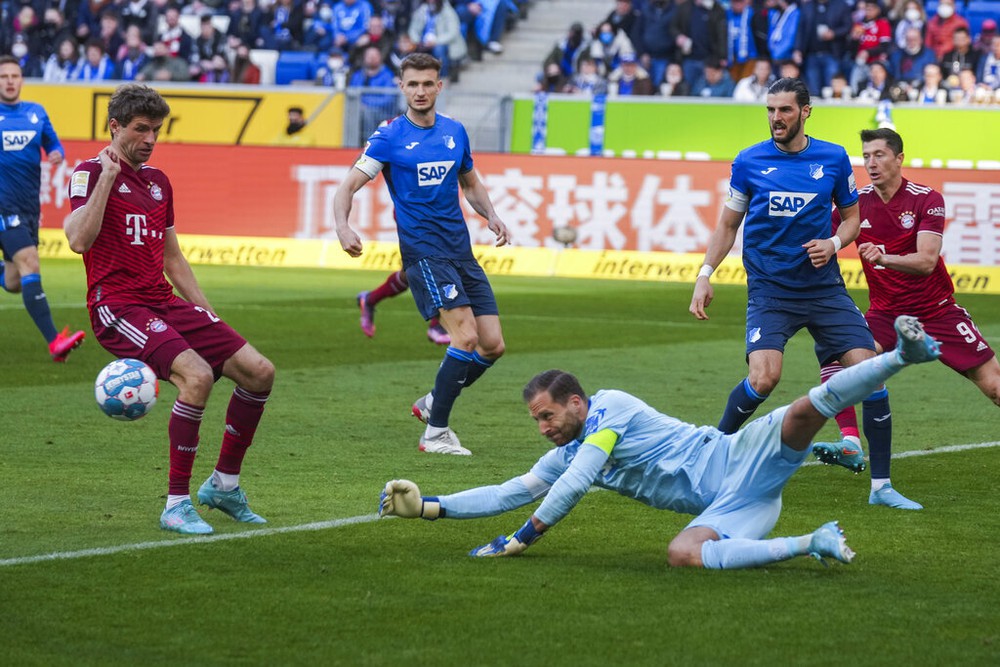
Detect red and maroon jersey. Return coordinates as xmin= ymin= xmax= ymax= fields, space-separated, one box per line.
xmin=834 ymin=178 xmax=953 ymax=316
xmin=69 ymin=159 xmax=176 ymax=309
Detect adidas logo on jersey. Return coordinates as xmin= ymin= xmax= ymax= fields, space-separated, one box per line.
xmin=417 ymin=160 xmax=455 ymax=186
xmin=861 ymin=218 xmax=872 ymax=228
xmin=768 ymin=191 xmax=818 ymax=217
xmin=977 ymin=341 xmax=988 ymax=352
xmin=118 ymin=183 xmax=132 ymax=194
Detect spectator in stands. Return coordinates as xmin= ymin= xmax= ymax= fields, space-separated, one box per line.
xmin=351 ymin=45 xmax=398 ymax=137
xmin=8 ymin=5 xmax=43 ymax=60
xmin=568 ymin=56 xmax=609 ymax=95
xmin=389 ymin=32 xmax=419 ymax=72
xmin=158 ymin=5 xmax=194 ymax=61
xmin=766 ymin=0 xmax=800 ymax=63
xmin=7 ymin=32 xmax=43 ymax=78
xmin=973 ymin=19 xmax=997 ymax=58
xmin=660 ymin=61 xmax=692 ymax=95
xmin=924 ymin=0 xmax=967 ymax=60
xmin=671 ymin=0 xmax=727 ymax=90
xmin=350 ymin=14 xmax=395 ymax=70
xmin=732 ymin=57 xmax=774 ymax=101
xmin=39 ymin=8 xmax=74 ymax=60
xmin=543 ymin=22 xmax=591 ymax=79
xmin=605 ymin=0 xmax=642 ymax=47
xmin=940 ymin=26 xmax=980 ymax=84
xmin=847 ymin=0 xmax=891 ymax=90
xmin=97 ymin=9 xmax=125 ymax=58
xmin=408 ymin=0 xmax=466 ymax=81
xmin=43 ymin=36 xmax=81 ymax=82
xmin=200 ymin=54 xmax=230 ymax=81
xmin=692 ymin=56 xmax=735 ymax=96
xmin=120 ymin=0 xmax=159 ymax=45
xmin=978 ymin=35 xmax=1000 ymax=89
xmin=453 ymin=0 xmax=507 ymax=60
xmin=333 ymin=0 xmax=374 ymax=52
xmin=76 ymin=0 xmax=113 ymax=43
xmin=115 ymin=25 xmax=151 ymax=80
xmin=889 ymin=25 xmax=936 ymax=86
xmin=637 ymin=0 xmax=676 ymax=88
xmin=777 ymin=57 xmax=801 ymax=79
xmin=228 ymin=0 xmax=265 ymax=48
xmin=608 ymin=51 xmax=654 ymax=95
xmin=261 ymin=0 xmax=305 ymax=51
xmin=591 ymin=21 xmax=634 ymax=76
xmin=855 ymin=58 xmax=894 ymax=100
xmin=912 ymin=62 xmax=949 ymax=103
xmin=536 ymin=61 xmax=570 ymax=92
xmin=822 ymin=71 xmax=854 ymax=99
xmin=794 ymin=0 xmax=852 ymax=95
xmin=138 ymin=39 xmax=190 ymax=80
xmin=892 ymin=0 xmax=925 ymax=51
xmin=316 ymin=47 xmax=350 ymax=86
xmin=307 ymin=2 xmax=338 ymax=53
xmin=726 ymin=0 xmax=758 ymax=83
xmin=72 ymin=37 xmax=115 ymax=80
xmin=193 ymin=15 xmax=227 ymax=79
xmin=230 ymin=41 xmax=262 ymax=83
xmin=950 ymin=66 xmax=990 ymax=103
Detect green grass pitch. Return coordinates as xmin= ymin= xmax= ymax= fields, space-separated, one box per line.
xmin=1 ymin=259 xmax=998 ymax=665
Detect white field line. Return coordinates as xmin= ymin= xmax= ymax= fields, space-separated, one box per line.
xmin=2 ymin=440 xmax=998 ymax=569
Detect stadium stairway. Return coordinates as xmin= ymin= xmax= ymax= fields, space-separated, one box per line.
xmin=449 ymin=0 xmax=613 ymax=95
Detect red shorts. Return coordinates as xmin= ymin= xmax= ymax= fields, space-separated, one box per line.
xmin=90 ymin=297 xmax=247 ymax=381
xmin=867 ymin=304 xmax=996 ymax=374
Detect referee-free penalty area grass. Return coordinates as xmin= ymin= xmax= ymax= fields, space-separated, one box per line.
xmin=1 ymin=260 xmax=998 ymax=666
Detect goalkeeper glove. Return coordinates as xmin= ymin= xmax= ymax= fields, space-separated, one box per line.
xmin=378 ymin=479 xmax=443 ymax=520
xmin=468 ymin=518 xmax=543 ymax=557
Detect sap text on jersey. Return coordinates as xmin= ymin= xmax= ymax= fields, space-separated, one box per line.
xmin=2 ymin=130 xmax=36 ymax=151
xmin=768 ymin=191 xmax=817 ymax=217
xmin=417 ymin=160 xmax=455 ymax=186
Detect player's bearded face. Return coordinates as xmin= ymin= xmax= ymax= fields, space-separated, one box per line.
xmin=769 ymin=108 xmax=803 ymax=145
xmin=529 ymin=392 xmax=585 ymax=446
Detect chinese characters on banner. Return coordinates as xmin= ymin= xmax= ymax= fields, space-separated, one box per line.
xmin=38 ymin=142 xmax=1000 ymax=266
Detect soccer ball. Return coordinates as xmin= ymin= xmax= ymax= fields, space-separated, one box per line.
xmin=94 ymin=358 xmax=159 ymax=421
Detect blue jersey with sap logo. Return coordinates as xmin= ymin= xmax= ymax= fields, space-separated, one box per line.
xmin=356 ymin=113 xmax=475 ymax=267
xmin=728 ymin=137 xmax=857 ymax=299
xmin=0 ymin=101 xmax=63 ymax=218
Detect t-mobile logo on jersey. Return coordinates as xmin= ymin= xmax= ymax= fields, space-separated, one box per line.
xmin=125 ymin=214 xmax=162 ymax=245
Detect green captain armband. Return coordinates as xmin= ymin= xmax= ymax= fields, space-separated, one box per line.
xmin=582 ymin=428 xmax=619 ymax=455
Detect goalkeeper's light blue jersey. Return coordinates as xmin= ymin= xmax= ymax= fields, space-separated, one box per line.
xmin=727 ymin=136 xmax=857 ymax=299
xmin=528 ymin=390 xmax=728 ymax=524
xmin=354 ymin=113 xmax=475 ymax=267
xmin=0 ymin=101 xmax=63 ymax=218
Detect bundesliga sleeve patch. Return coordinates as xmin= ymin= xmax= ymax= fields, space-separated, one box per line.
xmin=70 ymin=171 xmax=89 ymax=198
xmin=354 ymin=154 xmax=384 ymax=179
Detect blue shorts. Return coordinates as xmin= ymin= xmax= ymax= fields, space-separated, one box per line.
xmin=745 ymin=292 xmax=875 ymax=365
xmin=405 ymin=257 xmax=499 ymax=321
xmin=687 ymin=405 xmax=808 ymax=540
xmin=0 ymin=214 xmax=38 ymax=261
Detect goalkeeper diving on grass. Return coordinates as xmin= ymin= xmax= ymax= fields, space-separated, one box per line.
xmin=380 ymin=316 xmax=941 ymax=569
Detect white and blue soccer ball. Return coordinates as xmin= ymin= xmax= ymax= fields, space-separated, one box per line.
xmin=94 ymin=358 xmax=159 ymax=421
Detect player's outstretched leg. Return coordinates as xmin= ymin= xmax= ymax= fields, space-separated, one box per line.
xmin=697 ymin=522 xmax=855 ymax=569
xmin=812 ymin=438 xmax=866 ymax=473
xmin=895 ymin=315 xmax=942 ymax=363
xmin=357 ymin=291 xmax=376 ymax=338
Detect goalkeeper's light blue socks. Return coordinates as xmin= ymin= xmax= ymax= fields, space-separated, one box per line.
xmin=701 ymin=535 xmax=812 ymax=569
xmin=808 ymin=351 xmax=904 ymax=419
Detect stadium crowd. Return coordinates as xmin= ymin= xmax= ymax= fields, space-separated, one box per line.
xmin=535 ymin=0 xmax=1000 ymax=104
xmin=0 ymin=0 xmax=528 ymax=85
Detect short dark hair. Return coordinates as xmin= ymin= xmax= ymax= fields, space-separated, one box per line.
xmin=767 ymin=76 xmax=811 ymax=108
xmin=522 ymin=370 xmax=587 ymax=404
xmin=288 ymin=106 xmax=304 ymax=114
xmin=107 ymin=83 xmax=170 ymax=133
xmin=860 ymin=127 xmax=903 ymax=155
xmin=0 ymin=55 xmax=20 ymax=69
xmin=400 ymin=52 xmax=441 ymax=75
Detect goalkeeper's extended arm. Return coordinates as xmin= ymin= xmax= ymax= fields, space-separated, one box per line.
xmin=468 ymin=517 xmax=547 ymax=557
xmin=378 ymin=479 xmax=444 ymax=520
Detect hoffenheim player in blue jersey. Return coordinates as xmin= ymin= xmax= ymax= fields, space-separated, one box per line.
xmin=689 ymin=79 xmax=918 ymax=509
xmin=0 ymin=56 xmax=85 ymax=361
xmin=334 ymin=53 xmax=510 ymax=456
xmin=378 ymin=316 xmax=941 ymax=567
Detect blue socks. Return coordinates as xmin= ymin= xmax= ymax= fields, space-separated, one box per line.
xmin=701 ymin=535 xmax=810 ymax=569
xmin=428 ymin=347 xmax=475 ymax=428
xmin=863 ymin=388 xmax=892 ymax=479
xmin=463 ymin=351 xmax=494 ymax=389
xmin=718 ymin=378 xmax=768 ymax=433
xmin=20 ymin=273 xmax=58 ymax=342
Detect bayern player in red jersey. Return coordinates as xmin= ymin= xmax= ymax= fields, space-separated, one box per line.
xmin=813 ymin=128 xmax=1000 ymax=509
xmin=64 ymin=84 xmax=276 ymax=535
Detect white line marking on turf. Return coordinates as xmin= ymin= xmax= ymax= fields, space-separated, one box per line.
xmin=2 ymin=441 xmax=998 ymax=569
